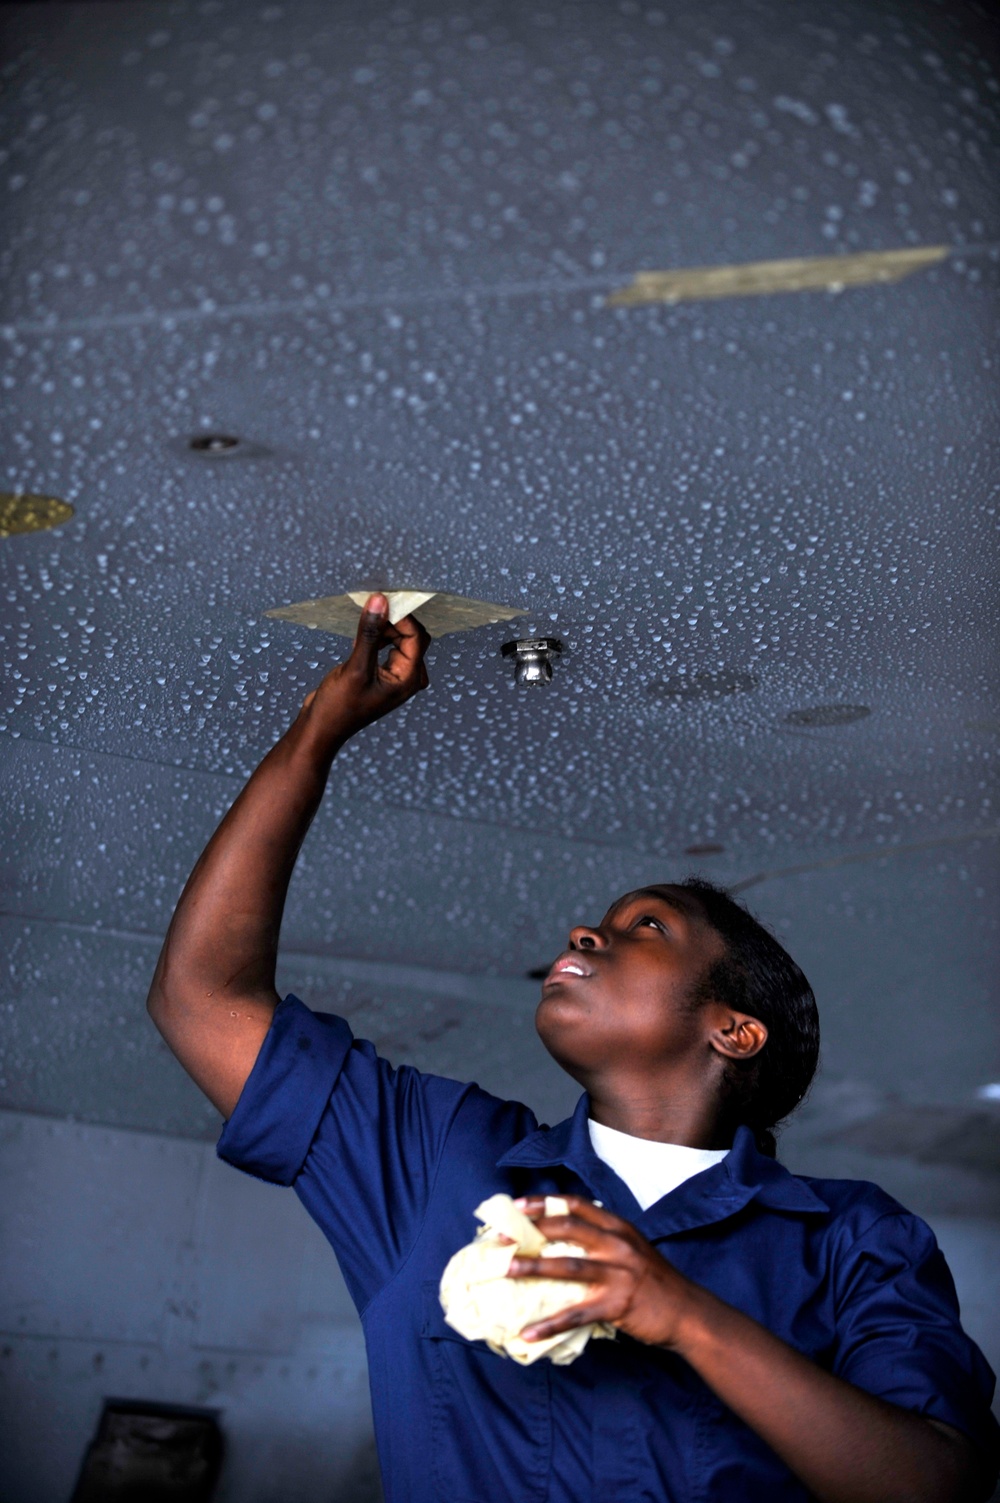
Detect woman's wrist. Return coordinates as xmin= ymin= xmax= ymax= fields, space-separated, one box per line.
xmin=660 ymin=1276 xmax=727 ymax=1359
xmin=283 ymin=703 xmax=354 ymax=767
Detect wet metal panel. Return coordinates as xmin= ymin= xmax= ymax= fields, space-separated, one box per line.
xmin=0 ymin=1115 xmax=201 ymax=1344
xmin=0 ymin=0 xmax=996 ymax=1161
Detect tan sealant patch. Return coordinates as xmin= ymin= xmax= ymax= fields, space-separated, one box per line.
xmin=345 ymin=589 xmax=437 ymax=623
xmin=606 ymin=244 xmax=951 ymax=306
xmin=266 ymin=588 xmax=524 ymax=639
xmin=0 ymin=493 xmax=75 ymax=537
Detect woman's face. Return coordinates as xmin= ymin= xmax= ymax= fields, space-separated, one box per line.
xmin=535 ymin=886 xmax=728 ymax=1086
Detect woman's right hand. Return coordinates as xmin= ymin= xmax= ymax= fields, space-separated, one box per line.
xmin=297 ymin=593 xmax=432 ymax=747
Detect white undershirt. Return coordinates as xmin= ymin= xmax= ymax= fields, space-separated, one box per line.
xmin=588 ymin=1119 xmax=730 ymax=1212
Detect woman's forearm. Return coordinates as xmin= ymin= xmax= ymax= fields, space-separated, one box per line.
xmin=148 ymin=710 xmax=342 ymax=1016
xmin=673 ymin=1283 xmax=974 ymax=1503
xmin=145 ymin=597 xmax=431 ymax=1115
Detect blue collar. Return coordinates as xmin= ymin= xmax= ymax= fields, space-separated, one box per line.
xmin=497 ymin=1094 xmax=828 ymax=1239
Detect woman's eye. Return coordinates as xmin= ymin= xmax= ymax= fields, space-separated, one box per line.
xmin=636 ymin=915 xmax=665 ymax=932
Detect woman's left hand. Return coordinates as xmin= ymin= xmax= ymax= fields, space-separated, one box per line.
xmin=507 ymin=1196 xmax=698 ymax=1348
xmin=509 ymin=1199 xmax=980 ymax=1503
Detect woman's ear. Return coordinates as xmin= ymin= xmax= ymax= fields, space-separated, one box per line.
xmin=709 ymin=1013 xmax=768 ymax=1061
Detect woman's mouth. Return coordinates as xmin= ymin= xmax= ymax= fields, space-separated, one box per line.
xmin=543 ymin=955 xmax=594 ymax=985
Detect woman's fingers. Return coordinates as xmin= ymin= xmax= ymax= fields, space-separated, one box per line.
xmin=528 ymin=1217 xmax=634 ymax=1261
xmin=507 ymin=1254 xmax=604 ymax=1282
xmin=296 ymin=595 xmax=432 ymax=739
xmin=517 ymin=1196 xmax=623 ymax=1231
xmin=509 ymin=1198 xmax=642 ymax=1266
xmin=344 ymin=596 xmax=431 ymax=698
xmin=508 ymin=1197 xmax=689 ymax=1348
xmin=381 ymin=612 xmax=431 ymax=686
xmin=533 ymin=1215 xmax=615 ymax=1247
xmin=344 ymin=594 xmax=390 ymax=682
xmin=520 ymin=1303 xmax=607 ymax=1341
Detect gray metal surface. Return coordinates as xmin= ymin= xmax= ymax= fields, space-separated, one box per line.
xmin=0 ymin=1111 xmax=378 ymax=1503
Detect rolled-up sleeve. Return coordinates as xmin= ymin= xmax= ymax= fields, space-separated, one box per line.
xmin=217 ymin=994 xmax=353 ymax=1185
xmin=216 ymin=993 xmax=476 ymax=1309
xmin=832 ymin=1211 xmax=1000 ymax=1478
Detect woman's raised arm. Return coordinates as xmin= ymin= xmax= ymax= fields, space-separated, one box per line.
xmin=146 ymin=595 xmax=430 ymax=1117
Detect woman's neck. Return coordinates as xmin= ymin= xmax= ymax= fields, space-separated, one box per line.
xmin=586 ymin=1079 xmax=733 ymax=1150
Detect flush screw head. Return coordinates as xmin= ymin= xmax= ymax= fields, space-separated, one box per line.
xmin=501 ymin=637 xmax=564 ymax=686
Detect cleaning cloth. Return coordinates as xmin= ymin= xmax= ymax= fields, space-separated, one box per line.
xmin=438 ymin=1193 xmax=615 ymax=1366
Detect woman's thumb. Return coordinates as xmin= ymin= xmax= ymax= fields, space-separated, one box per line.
xmin=350 ymin=593 xmax=388 ymax=675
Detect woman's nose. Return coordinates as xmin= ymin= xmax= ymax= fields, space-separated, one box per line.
xmin=569 ymin=925 xmax=606 ymax=951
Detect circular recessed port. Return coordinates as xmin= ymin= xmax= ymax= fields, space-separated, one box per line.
xmin=784 ymin=703 xmax=871 ymax=727
xmin=0 ymin=492 xmax=75 ymax=537
xmin=684 ymin=842 xmax=725 ymax=856
xmin=189 ymin=433 xmax=242 ymax=455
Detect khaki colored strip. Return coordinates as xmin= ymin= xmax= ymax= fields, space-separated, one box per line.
xmin=606 ymin=244 xmax=951 ymax=307
xmin=0 ymin=493 xmax=74 ymax=538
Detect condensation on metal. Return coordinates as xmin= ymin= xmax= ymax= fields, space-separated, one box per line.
xmin=0 ymin=0 xmax=996 ymax=1146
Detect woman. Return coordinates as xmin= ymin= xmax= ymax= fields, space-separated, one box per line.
xmin=147 ymin=595 xmax=998 ymax=1502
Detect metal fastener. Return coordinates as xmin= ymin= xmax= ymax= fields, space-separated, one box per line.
xmin=501 ymin=637 xmax=564 ymax=686
xmin=188 ymin=433 xmax=242 ymax=455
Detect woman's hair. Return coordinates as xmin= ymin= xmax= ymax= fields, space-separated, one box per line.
xmin=665 ymin=878 xmax=820 ymax=1156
